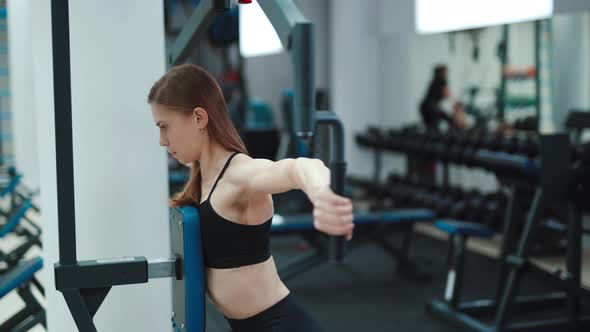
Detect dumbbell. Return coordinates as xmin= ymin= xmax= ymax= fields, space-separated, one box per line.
xmin=385 ymin=128 xmax=403 ymax=152
xmin=370 ymin=127 xmax=388 ymax=149
xmin=415 ymin=130 xmax=436 ymax=159
xmin=405 ymin=128 xmax=428 ymax=156
xmin=347 ymin=176 xmax=388 ymax=203
xmin=412 ymin=182 xmax=441 ymax=208
xmin=464 ymin=190 xmax=509 ymax=227
xmin=463 ymin=191 xmax=493 ymax=222
xmin=521 ymin=134 xmax=539 ymax=157
xmin=461 ymin=129 xmax=488 ymax=167
xmin=387 ymin=175 xmax=420 ymax=206
xmin=356 ymin=126 xmax=383 ymax=149
xmin=354 ymin=127 xmax=370 ymax=147
xmin=480 ymin=192 xmax=508 ymax=232
xmin=480 ymin=131 xmax=504 ymax=151
xmin=451 ymin=128 xmax=486 ymax=165
xmin=394 ymin=177 xmax=422 ymax=206
xmin=407 ymin=179 xmax=463 ymax=212
xmin=396 ymin=126 xmax=419 ymax=154
xmin=511 ymin=132 xmax=538 ymax=158
xmin=422 ymin=131 xmax=443 ymax=159
xmin=499 ymin=132 xmax=520 ymax=154
xmin=411 ymin=128 xmax=432 ymax=157
xmin=447 ymin=130 xmax=470 ymax=164
xmin=434 ymin=131 xmax=460 ymax=163
xmin=448 ymin=189 xmax=482 ymax=220
xmin=432 ymin=186 xmax=465 ymax=216
xmin=430 ymin=135 xmax=450 ymax=161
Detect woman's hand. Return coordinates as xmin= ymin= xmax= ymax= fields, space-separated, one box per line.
xmin=453 ymin=102 xmax=468 ymax=129
xmin=309 ymin=186 xmax=354 ymax=240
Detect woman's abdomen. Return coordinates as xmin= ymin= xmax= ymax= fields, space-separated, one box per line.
xmin=206 ymin=256 xmax=290 ymax=319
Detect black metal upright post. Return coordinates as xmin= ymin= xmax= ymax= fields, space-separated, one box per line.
xmin=373 ymin=148 xmax=382 ymax=184
xmin=534 ymin=20 xmax=542 ymax=128
xmin=494 ymin=188 xmax=544 ymax=328
xmin=493 ymin=184 xmax=520 ymax=309
xmin=449 ymin=236 xmax=467 ymax=309
xmin=566 ymin=202 xmax=582 ymax=324
xmin=498 ymin=25 xmax=509 ymax=122
xmin=51 ymin=0 xmax=77 ymax=265
xmin=52 ymin=2 xmax=103 ymax=330
xmin=316 ymin=112 xmax=346 ymax=262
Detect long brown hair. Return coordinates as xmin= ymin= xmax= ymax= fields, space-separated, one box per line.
xmin=148 ymin=64 xmax=248 ymax=207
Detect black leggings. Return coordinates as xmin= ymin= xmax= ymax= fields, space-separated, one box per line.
xmin=225 ymin=295 xmax=324 ymax=332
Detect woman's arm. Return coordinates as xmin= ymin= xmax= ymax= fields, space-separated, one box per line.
xmin=241 ymin=157 xmax=327 ymax=196
xmin=232 ymin=156 xmax=354 ymax=239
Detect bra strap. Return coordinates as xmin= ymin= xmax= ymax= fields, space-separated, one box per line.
xmin=207 ymin=152 xmax=240 ymax=200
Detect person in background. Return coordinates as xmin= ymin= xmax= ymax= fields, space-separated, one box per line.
xmin=419 ymin=65 xmax=467 ymax=131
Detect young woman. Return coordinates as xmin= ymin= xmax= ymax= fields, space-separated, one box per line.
xmin=419 ymin=64 xmax=466 ymax=131
xmin=148 ymin=64 xmax=354 ymax=332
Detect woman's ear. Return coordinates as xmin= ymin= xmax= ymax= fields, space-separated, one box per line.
xmin=193 ymin=107 xmax=209 ymax=129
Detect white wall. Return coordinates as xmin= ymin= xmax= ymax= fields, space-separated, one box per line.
xmin=331 ymin=0 xmax=382 ymax=178
xmin=27 ymin=1 xmax=172 ymax=331
xmin=7 ymin=0 xmax=40 ymax=193
xmin=555 ymin=0 xmax=590 ymax=13
xmin=552 ymin=11 xmax=590 ymax=128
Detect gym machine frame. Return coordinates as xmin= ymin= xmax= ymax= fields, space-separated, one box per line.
xmin=52 ymin=0 xmax=345 ymax=331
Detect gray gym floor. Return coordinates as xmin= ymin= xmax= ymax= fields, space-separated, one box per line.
xmin=2 ymin=218 xmax=587 ymax=332
xmin=205 ymin=231 xmax=589 ymax=332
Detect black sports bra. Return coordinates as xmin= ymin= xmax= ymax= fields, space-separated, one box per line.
xmin=198 ymin=152 xmax=272 ymax=269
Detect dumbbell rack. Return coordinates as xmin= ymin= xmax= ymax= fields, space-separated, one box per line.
xmin=355 ymin=126 xmax=590 ymax=328
xmin=427 ymin=133 xmax=590 ymax=332
xmin=356 ymin=125 xmax=579 ymax=247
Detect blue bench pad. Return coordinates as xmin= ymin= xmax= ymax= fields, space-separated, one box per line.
xmin=272 ymin=209 xmax=435 ymax=233
xmin=0 ymin=200 xmax=33 ymax=237
xmin=177 ymin=206 xmax=205 ymax=332
xmin=0 ymin=257 xmax=43 ymax=298
xmin=0 ymin=174 xmax=21 ymax=198
xmin=169 ymin=170 xmax=189 ymax=184
xmin=434 ymin=219 xmax=495 ymax=238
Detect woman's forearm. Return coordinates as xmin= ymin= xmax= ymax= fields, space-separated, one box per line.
xmin=292 ymin=158 xmax=330 ymax=199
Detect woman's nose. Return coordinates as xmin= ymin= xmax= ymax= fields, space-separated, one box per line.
xmin=159 ymin=135 xmax=168 ymax=147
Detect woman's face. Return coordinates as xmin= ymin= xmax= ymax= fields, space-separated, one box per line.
xmin=151 ymin=104 xmax=204 ymax=164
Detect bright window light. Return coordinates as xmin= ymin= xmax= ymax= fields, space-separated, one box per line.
xmin=239 ymin=0 xmax=284 ymax=57
xmin=416 ymin=0 xmax=553 ymax=34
